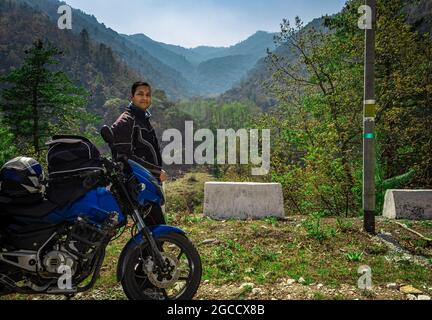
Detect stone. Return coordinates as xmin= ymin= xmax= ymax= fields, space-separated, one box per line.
xmin=200 ymin=239 xmax=218 ymax=245
xmin=383 ymin=190 xmax=432 ymax=220
xmin=203 ymin=182 xmax=285 ymax=220
xmin=317 ymin=284 xmax=324 ymax=289
xmin=400 ymin=285 xmax=423 ymax=294
xmin=386 ymin=283 xmax=399 ymax=290
xmin=252 ymin=288 xmax=263 ymax=295
xmin=407 ymin=294 xmax=417 ymax=300
xmin=298 ymin=277 xmax=306 ymax=284
xmin=240 ymin=283 xmax=255 ymax=290
xmin=417 ymin=295 xmax=431 ymax=300
xmin=285 ymin=279 xmax=296 ymax=286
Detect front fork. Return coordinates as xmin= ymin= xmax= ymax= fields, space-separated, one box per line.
xmin=132 ymin=208 xmax=166 ymax=269
xmin=116 ymin=173 xmax=167 ymax=269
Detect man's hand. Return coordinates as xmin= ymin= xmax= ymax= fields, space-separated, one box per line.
xmin=160 ymin=169 xmax=168 ymax=182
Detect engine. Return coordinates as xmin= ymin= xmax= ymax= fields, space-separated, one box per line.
xmin=40 ymin=214 xmax=118 ymax=278
xmin=0 ymin=214 xmax=118 ymax=293
xmin=42 ymin=250 xmax=76 ymax=276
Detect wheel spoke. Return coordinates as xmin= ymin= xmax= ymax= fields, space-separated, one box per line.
xmin=177 ymin=250 xmax=184 ymax=260
xmin=139 ymin=280 xmax=148 ymax=290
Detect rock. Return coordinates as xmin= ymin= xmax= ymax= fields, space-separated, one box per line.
xmin=203 ymin=182 xmax=285 ymax=220
xmin=417 ymin=295 xmax=431 ymax=300
xmin=298 ymin=277 xmax=306 ymax=284
xmin=407 ymin=294 xmax=417 ymax=300
xmin=201 ymin=239 xmax=218 ymax=245
xmin=400 ymin=285 xmax=423 ymax=294
xmin=240 ymin=283 xmax=255 ymax=290
xmin=383 ymin=189 xmax=432 ymax=220
xmin=386 ymin=283 xmax=399 ymax=290
xmin=285 ymin=279 xmax=296 ymax=286
xmin=252 ymin=288 xmax=263 ymax=295
xmin=203 ymin=280 xmax=210 ymax=284
xmin=317 ymin=284 xmax=324 ymax=289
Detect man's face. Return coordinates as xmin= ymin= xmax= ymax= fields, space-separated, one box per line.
xmin=131 ymin=85 xmax=152 ymax=110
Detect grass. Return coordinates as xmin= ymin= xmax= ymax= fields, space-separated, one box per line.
xmin=2 ymin=172 xmax=432 ymax=300
xmin=345 ymin=251 xmax=364 ymax=262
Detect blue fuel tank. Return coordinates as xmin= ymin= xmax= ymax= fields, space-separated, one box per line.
xmin=46 ymin=187 xmax=125 ymax=225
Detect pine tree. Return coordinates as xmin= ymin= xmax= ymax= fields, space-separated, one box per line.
xmin=79 ymin=28 xmax=91 ymax=57
xmin=0 ymin=40 xmax=88 ymax=154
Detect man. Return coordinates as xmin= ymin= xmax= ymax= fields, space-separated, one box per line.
xmin=110 ymin=81 xmax=167 ymax=225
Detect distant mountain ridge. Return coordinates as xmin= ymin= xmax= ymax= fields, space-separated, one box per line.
xmin=5 ymin=0 xmax=277 ymax=97
xmin=123 ymin=30 xmax=277 ymax=95
xmin=222 ymin=0 xmax=432 ymax=111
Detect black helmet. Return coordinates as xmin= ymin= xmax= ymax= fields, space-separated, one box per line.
xmin=0 ymin=157 xmax=45 ymax=200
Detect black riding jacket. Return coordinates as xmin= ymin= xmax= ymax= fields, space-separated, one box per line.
xmin=110 ymin=103 xmax=163 ymax=177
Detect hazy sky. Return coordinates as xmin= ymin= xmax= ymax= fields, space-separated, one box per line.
xmin=64 ymin=0 xmax=347 ymax=48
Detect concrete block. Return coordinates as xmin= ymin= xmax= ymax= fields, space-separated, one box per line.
xmin=203 ymin=182 xmax=285 ymax=220
xmin=383 ymin=189 xmax=432 ymax=220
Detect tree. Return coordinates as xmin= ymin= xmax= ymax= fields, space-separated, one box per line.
xmin=0 ymin=40 xmax=89 ymax=154
xmin=0 ymin=125 xmax=17 ymax=167
xmin=79 ymin=28 xmax=91 ymax=57
xmin=254 ymin=0 xmax=432 ymax=216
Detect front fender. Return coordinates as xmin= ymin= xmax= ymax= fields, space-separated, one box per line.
xmin=116 ymin=225 xmax=186 ymax=282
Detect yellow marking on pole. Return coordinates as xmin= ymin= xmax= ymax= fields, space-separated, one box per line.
xmin=364 ymin=100 xmax=376 ymax=118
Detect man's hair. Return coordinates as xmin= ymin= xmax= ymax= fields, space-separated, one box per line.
xmin=131 ymin=81 xmax=151 ymax=96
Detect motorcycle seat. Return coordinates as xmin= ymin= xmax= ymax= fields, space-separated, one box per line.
xmin=0 ymin=199 xmax=58 ymax=218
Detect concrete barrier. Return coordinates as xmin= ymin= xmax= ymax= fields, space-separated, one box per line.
xmin=203 ymin=182 xmax=285 ymax=220
xmin=383 ymin=189 xmax=432 ymax=220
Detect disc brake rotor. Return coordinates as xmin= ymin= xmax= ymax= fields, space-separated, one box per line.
xmin=142 ymin=252 xmax=181 ymax=289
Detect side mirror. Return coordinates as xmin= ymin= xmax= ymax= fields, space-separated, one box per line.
xmin=100 ymin=125 xmax=115 ymax=146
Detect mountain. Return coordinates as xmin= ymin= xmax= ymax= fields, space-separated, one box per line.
xmin=192 ymin=31 xmax=277 ymax=95
xmin=404 ymin=0 xmax=432 ymax=34
xmin=124 ymin=33 xmax=196 ymax=80
xmin=221 ymin=18 xmax=325 ymax=111
xmin=1 ymin=0 xmax=279 ymax=98
xmin=222 ymin=0 xmax=432 ymax=110
xmin=0 ymin=0 xmax=139 ymax=110
xmin=124 ymin=31 xmax=277 ymax=96
xmin=198 ymin=31 xmax=276 ymax=61
xmin=10 ymin=0 xmax=195 ymax=98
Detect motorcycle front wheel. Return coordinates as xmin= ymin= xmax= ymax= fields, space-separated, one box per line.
xmin=121 ymin=232 xmax=202 ymax=300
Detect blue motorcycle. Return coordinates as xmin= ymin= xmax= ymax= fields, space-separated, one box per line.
xmin=0 ymin=127 xmax=202 ymax=300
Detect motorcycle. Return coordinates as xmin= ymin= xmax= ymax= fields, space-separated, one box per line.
xmin=0 ymin=126 xmax=202 ymax=300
